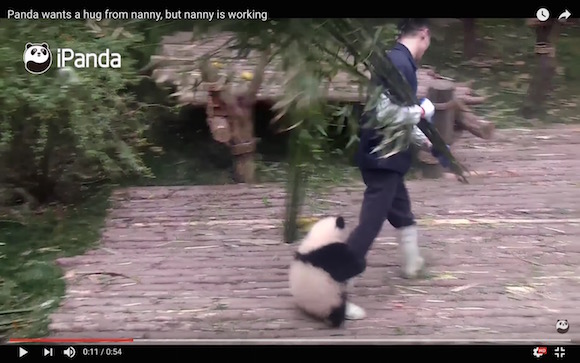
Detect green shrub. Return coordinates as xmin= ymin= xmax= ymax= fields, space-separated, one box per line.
xmin=557 ymin=34 xmax=580 ymax=83
xmin=0 ymin=20 xmax=152 ymax=206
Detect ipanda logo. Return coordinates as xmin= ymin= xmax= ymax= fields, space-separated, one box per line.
xmin=23 ymin=42 xmax=122 ymax=75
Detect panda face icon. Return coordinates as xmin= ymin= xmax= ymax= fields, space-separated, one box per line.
xmin=23 ymin=42 xmax=52 ymax=75
xmin=556 ymin=319 xmax=569 ymax=334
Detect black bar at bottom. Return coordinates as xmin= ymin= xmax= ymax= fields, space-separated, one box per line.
xmin=1 ymin=344 xmax=576 ymax=362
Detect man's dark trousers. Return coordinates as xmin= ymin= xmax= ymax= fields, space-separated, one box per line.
xmin=346 ymin=168 xmax=415 ymax=271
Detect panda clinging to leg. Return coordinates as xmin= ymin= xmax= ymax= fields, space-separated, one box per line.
xmin=288 ymin=216 xmax=366 ymax=327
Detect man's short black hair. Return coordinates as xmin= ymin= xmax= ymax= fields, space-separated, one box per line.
xmin=397 ymin=18 xmax=430 ymax=37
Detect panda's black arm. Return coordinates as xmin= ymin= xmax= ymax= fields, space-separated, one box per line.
xmin=299 ymin=243 xmax=364 ymax=282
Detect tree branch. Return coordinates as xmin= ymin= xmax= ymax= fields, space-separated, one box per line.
xmin=244 ymin=47 xmax=271 ymax=105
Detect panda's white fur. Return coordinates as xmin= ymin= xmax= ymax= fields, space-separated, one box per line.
xmin=288 ymin=216 xmax=361 ymax=327
xmin=296 ymin=216 xmax=348 ymax=255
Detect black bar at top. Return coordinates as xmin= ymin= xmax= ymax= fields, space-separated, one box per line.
xmin=1 ymin=2 xmax=574 ymax=18
xmin=1 ymin=344 xmax=576 ymax=362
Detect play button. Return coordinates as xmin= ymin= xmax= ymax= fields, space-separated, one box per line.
xmin=19 ymin=347 xmax=28 ymax=358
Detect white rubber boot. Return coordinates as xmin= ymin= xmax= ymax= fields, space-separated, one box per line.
xmin=398 ymin=225 xmax=425 ymax=279
xmin=344 ymin=279 xmax=366 ymax=320
xmin=345 ymin=302 xmax=366 ymax=320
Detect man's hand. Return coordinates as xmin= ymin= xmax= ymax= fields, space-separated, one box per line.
xmin=431 ymin=144 xmax=451 ymax=168
xmin=420 ymin=98 xmax=435 ymax=121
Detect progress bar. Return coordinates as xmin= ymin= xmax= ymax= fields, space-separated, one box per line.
xmin=131 ymin=338 xmax=574 ymax=344
xmin=8 ymin=338 xmax=134 ymax=343
xmin=8 ymin=338 xmax=573 ymax=344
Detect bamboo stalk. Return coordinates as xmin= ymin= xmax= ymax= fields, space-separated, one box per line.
xmin=283 ymin=125 xmax=308 ymax=244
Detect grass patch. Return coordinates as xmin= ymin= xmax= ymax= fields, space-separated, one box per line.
xmin=0 ymin=188 xmax=111 ymax=339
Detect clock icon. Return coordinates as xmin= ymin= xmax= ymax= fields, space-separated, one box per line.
xmin=536 ymin=7 xmax=550 ymax=22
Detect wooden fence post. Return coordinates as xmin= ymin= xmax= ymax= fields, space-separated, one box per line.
xmin=418 ymin=79 xmax=456 ymax=179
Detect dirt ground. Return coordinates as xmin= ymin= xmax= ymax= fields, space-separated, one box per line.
xmin=48 ymin=125 xmax=580 ymax=343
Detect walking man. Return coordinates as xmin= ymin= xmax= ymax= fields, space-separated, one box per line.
xmin=344 ymin=19 xmax=450 ymax=320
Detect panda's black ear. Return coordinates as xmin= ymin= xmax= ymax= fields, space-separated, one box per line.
xmin=41 ymin=43 xmax=50 ymax=49
xmin=335 ymin=216 xmax=345 ymax=229
xmin=25 ymin=43 xmax=33 ymax=49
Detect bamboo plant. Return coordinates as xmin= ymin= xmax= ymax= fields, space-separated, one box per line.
xmin=172 ymin=19 xmax=469 ymax=242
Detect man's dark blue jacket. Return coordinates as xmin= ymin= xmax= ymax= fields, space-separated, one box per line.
xmin=355 ymin=42 xmax=418 ymax=175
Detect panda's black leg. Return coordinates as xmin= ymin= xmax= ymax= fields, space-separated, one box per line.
xmin=327 ymin=292 xmax=347 ymax=328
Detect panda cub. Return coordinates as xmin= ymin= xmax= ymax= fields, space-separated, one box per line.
xmin=288 ymin=216 xmax=364 ymax=327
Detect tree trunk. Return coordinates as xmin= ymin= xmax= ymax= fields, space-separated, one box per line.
xmin=34 ymin=120 xmax=59 ymax=204
xmin=547 ymin=21 xmax=561 ymax=93
xmin=462 ymin=18 xmax=477 ymax=59
xmin=522 ymin=22 xmax=557 ymax=119
xmin=229 ymin=99 xmax=257 ymax=183
xmin=200 ymin=49 xmax=270 ymax=184
xmin=233 ymin=154 xmax=256 ymax=183
xmin=230 ymin=49 xmax=269 ymax=183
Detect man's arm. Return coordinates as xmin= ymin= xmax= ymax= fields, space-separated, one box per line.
xmin=375 ymin=60 xmax=434 ymax=150
xmin=376 ymin=94 xmax=434 ymax=126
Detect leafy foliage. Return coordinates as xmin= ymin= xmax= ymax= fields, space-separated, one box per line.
xmin=180 ymin=19 xmax=468 ymax=239
xmin=186 ymin=19 xmax=463 ymax=167
xmin=0 ymin=20 xmax=152 ymax=206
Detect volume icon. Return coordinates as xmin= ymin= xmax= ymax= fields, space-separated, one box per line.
xmin=63 ymin=347 xmax=76 ymax=358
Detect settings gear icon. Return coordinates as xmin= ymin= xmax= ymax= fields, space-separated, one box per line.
xmin=532 ymin=346 xmax=547 ymax=358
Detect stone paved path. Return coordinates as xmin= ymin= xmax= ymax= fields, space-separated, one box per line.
xmin=49 ymin=126 xmax=580 ymax=342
